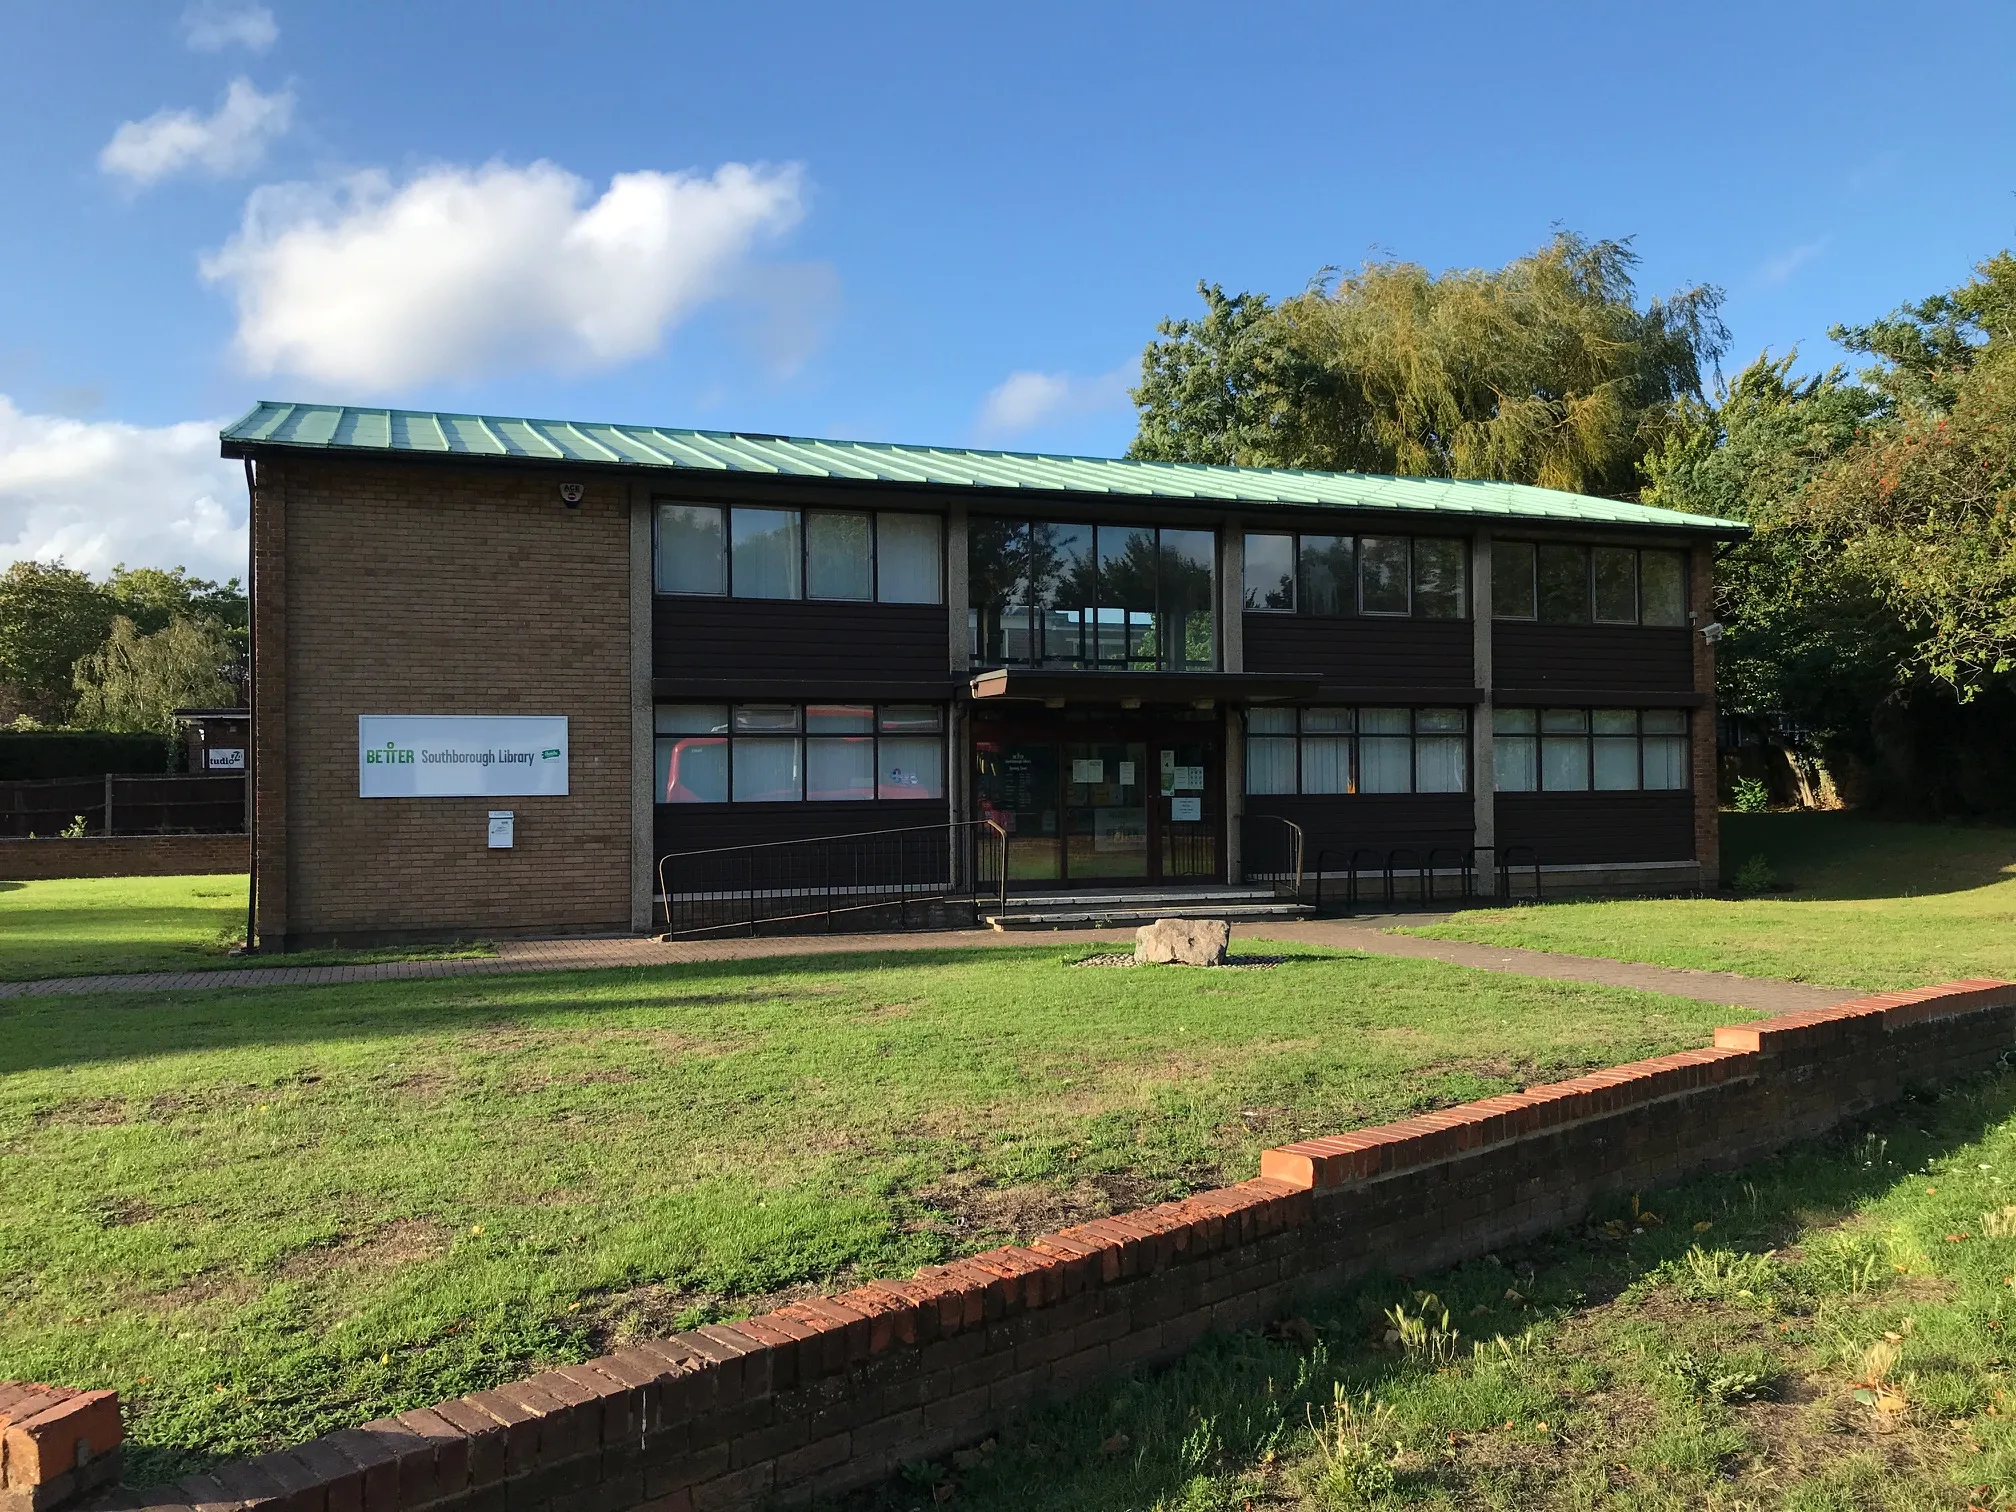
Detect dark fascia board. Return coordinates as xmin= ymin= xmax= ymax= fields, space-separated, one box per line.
xmin=223 ymin=439 xmax=1750 ymax=542
xmin=652 ymin=678 xmax=959 ymax=702
xmin=1493 ymin=688 xmax=1710 ymax=708
xmin=967 ymin=668 xmax=1323 ymax=704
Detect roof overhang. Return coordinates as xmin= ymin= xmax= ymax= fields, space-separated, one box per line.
xmin=966 ymin=669 xmax=1322 ymax=706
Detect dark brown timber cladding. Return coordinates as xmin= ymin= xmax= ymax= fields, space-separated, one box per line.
xmin=653 ymin=598 xmax=953 ymax=698
xmin=84 ymin=982 xmax=2016 ymax=1512
xmin=1244 ymin=794 xmax=1473 ymax=863
xmin=1492 ymin=624 xmax=1693 ymax=697
xmin=1241 ymin=616 xmax=1473 ymax=695
xmin=655 ymin=800 xmax=945 ymax=857
xmin=1497 ymin=792 xmax=1696 ymax=864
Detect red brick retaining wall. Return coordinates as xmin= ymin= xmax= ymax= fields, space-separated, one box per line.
xmin=0 ymin=835 xmax=246 ymax=881
xmin=28 ymin=978 xmax=2013 ymax=1512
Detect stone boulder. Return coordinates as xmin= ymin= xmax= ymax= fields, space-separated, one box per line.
xmin=1134 ymin=917 xmax=1231 ymax=966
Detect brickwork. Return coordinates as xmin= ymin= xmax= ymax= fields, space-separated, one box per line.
xmin=256 ymin=460 xmax=633 ymax=945
xmin=1690 ymin=540 xmax=1720 ymax=882
xmin=1 ymin=1383 xmax=121 ymax=1512
xmin=0 ymin=835 xmax=246 ymax=881
xmin=58 ymin=977 xmax=2013 ymax=1512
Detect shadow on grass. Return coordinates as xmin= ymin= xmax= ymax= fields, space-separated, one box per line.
xmin=832 ymin=1067 xmax=2016 ymax=1511
xmin=0 ymin=946 xmax=1352 ymax=1075
xmin=1720 ymin=811 xmax=2016 ymax=900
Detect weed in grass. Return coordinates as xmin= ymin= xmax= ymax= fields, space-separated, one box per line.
xmin=1294 ymin=1388 xmax=1398 ymax=1507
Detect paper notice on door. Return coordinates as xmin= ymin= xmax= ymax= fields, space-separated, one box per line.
xmin=1117 ymin=761 xmax=1136 ymax=786
xmin=1171 ymin=796 xmax=1203 ymax=822
xmin=1175 ymin=765 xmax=1205 ymax=791
xmin=1070 ymin=758 xmax=1106 ymax=784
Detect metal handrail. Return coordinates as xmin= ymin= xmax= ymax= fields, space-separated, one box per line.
xmin=657 ymin=819 xmax=1007 ymax=938
xmin=1497 ymin=844 xmax=1542 ymax=902
xmin=1238 ymin=813 xmax=1304 ymax=900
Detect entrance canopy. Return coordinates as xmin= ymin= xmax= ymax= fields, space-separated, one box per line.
xmin=966 ymin=669 xmax=1320 ymax=706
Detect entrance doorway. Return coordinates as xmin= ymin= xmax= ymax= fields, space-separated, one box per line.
xmin=973 ymin=719 xmax=1221 ymax=886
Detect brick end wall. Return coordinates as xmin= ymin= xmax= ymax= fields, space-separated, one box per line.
xmin=0 ymin=835 xmax=246 ymax=882
xmin=262 ymin=460 xmax=633 ymax=944
xmin=45 ymin=978 xmax=2014 ymax=1512
xmin=0 ymin=1384 xmax=122 ymax=1512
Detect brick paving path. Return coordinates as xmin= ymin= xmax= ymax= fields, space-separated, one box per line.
xmin=0 ymin=916 xmax=1856 ymax=1014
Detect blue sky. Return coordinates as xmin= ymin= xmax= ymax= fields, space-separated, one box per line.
xmin=2 ymin=0 xmax=2013 ymax=582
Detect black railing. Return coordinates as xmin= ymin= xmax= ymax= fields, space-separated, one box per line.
xmin=657 ymin=820 xmax=1008 ymax=939
xmin=1497 ymin=844 xmax=1543 ymax=901
xmin=1311 ymin=844 xmax=1539 ymax=915
xmin=0 ymin=772 xmax=246 ymax=838
xmin=1238 ymin=814 xmax=1304 ymax=900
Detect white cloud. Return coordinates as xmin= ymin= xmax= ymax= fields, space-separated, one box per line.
xmin=100 ymin=78 xmax=293 ymax=185
xmin=975 ymin=366 xmax=1132 ymax=443
xmin=201 ymin=159 xmax=807 ymax=389
xmin=181 ymin=2 xmax=278 ymax=52
xmin=1754 ymin=236 xmax=1833 ymax=290
xmin=0 ymin=398 xmax=247 ymax=584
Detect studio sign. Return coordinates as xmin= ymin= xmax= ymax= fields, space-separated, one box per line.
xmin=357 ymin=715 xmax=569 ymax=798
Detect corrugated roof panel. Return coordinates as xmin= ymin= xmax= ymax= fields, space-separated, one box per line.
xmin=217 ymin=400 xmax=1747 ymax=534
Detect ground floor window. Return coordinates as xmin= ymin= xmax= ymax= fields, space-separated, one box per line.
xmin=655 ymin=703 xmax=945 ymax=802
xmin=1244 ymin=707 xmax=1469 ymax=796
xmin=1493 ymin=707 xmax=1689 ymax=792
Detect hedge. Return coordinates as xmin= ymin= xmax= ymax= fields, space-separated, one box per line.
xmin=0 ymin=731 xmax=178 ymax=780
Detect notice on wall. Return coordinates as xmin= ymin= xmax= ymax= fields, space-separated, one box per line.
xmin=487 ymin=811 xmax=515 ymax=848
xmin=206 ymin=747 xmax=246 ymax=770
xmin=358 ymin=715 xmax=569 ymax=798
xmin=1175 ymin=765 xmax=1205 ymax=791
xmin=1070 ymin=758 xmax=1106 ymax=784
xmin=1117 ymin=761 xmax=1136 ymax=786
xmin=1171 ymin=796 xmax=1203 ymax=822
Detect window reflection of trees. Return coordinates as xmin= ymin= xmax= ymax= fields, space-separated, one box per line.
xmin=971 ymin=519 xmax=1217 ymax=670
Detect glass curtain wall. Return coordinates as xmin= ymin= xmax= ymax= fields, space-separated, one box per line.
xmin=970 ymin=520 xmax=1217 ymax=670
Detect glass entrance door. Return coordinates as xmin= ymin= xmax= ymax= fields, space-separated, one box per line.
xmin=1063 ymin=742 xmax=1148 ymax=880
xmin=974 ymin=725 xmax=1220 ymax=887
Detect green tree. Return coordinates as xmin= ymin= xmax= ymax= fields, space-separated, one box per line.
xmin=106 ymin=565 xmax=249 ymax=658
xmin=70 ymin=616 xmax=237 ymax=734
xmin=1130 ymin=233 xmax=1728 ymax=497
xmin=0 ymin=560 xmax=115 ymax=724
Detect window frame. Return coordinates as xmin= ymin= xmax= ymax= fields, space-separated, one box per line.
xmin=1242 ymin=531 xmax=1469 ymax=620
xmin=1490 ymin=706 xmax=1692 ymax=793
xmin=651 ymin=503 xmax=944 ymax=606
xmin=1492 ymin=542 xmax=1693 ymax=627
xmin=970 ymin=518 xmax=1220 ymax=672
xmin=1241 ymin=706 xmax=1471 ymax=797
xmin=653 ymin=702 xmax=948 ymax=804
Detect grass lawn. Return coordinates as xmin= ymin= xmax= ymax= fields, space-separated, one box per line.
xmin=0 ymin=946 xmax=1739 ymax=1484
xmin=0 ymin=874 xmax=492 ymax=980
xmin=1410 ymin=812 xmax=2016 ymax=990
xmin=858 ymin=1063 xmax=2016 ymax=1511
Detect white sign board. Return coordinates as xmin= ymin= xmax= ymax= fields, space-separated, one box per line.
xmin=206 ymin=747 xmax=246 ymax=770
xmin=1070 ymin=758 xmax=1106 ymax=784
xmin=358 ymin=715 xmax=569 ymax=798
xmin=1171 ymin=797 xmax=1203 ymax=822
xmin=488 ymin=811 xmax=515 ymax=848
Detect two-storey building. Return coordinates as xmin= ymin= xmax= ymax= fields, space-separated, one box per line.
xmin=221 ymin=401 xmax=1744 ymax=947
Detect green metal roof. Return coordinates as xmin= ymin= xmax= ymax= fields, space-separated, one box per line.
xmin=220 ymin=400 xmax=1746 ymax=535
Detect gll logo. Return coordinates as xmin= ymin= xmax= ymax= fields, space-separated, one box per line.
xmin=364 ymin=741 xmax=416 ymax=765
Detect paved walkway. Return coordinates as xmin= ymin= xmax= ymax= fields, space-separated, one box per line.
xmin=0 ymin=916 xmax=1856 ymax=1014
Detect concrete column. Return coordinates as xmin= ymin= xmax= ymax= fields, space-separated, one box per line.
xmin=629 ymin=485 xmax=655 ymax=933
xmin=1471 ymin=532 xmax=1495 ymax=894
xmin=1219 ymin=525 xmax=1243 ymax=673
xmin=945 ymin=503 xmax=969 ymax=672
xmin=1690 ymin=542 xmax=1721 ymax=887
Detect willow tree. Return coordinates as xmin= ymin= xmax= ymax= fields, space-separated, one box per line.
xmin=1130 ymin=233 xmax=1727 ymax=498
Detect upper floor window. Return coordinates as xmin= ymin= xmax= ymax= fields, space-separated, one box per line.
xmin=970 ymin=520 xmax=1217 ymax=671
xmin=654 ymin=504 xmax=943 ymax=605
xmin=1242 ymin=533 xmax=1467 ymax=619
xmin=1492 ymin=543 xmax=1687 ymax=626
